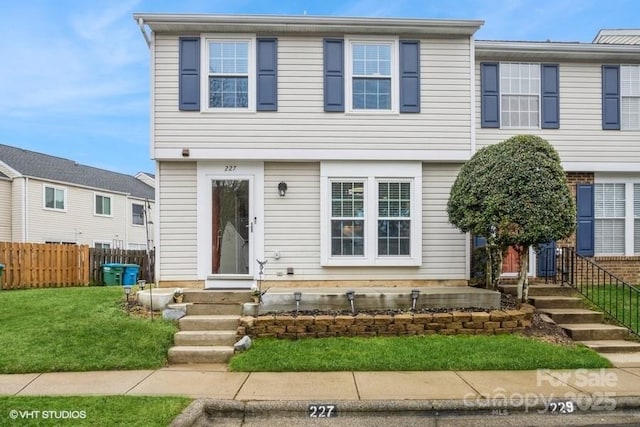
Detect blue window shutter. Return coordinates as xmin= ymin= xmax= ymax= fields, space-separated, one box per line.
xmin=576 ymin=184 xmax=595 ymax=256
xmin=473 ymin=236 xmax=487 ymax=249
xmin=256 ymin=38 xmax=277 ymax=111
xmin=399 ymin=40 xmax=420 ymax=113
xmin=541 ymin=64 xmax=559 ymax=129
xmin=537 ymin=241 xmax=557 ymax=277
xmin=179 ymin=37 xmax=200 ymax=111
xmin=323 ymin=39 xmax=344 ymax=112
xmin=602 ymin=65 xmax=620 ymax=130
xmin=481 ymin=63 xmax=500 ymax=128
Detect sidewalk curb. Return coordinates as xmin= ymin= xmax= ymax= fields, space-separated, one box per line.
xmin=172 ymin=396 xmax=640 ymax=426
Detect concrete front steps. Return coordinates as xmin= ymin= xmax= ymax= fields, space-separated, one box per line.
xmin=167 ymin=290 xmax=251 ymax=365
xmin=500 ymin=283 xmax=639 ymax=355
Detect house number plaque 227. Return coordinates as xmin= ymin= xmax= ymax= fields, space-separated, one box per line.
xmin=224 ymin=165 xmax=237 ymax=171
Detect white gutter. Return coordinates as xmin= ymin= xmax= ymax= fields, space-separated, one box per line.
xmin=23 ymin=177 xmax=28 ymax=242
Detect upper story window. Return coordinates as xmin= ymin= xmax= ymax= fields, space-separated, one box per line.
xmin=208 ymin=40 xmax=250 ymax=109
xmin=132 ymin=203 xmax=145 ymax=226
xmin=621 ymin=65 xmax=640 ymax=130
xmin=351 ymin=43 xmax=392 ymax=110
xmin=481 ymin=62 xmax=559 ymax=129
xmin=95 ymin=194 xmax=112 ymax=216
xmin=44 ymin=185 xmax=66 ymax=211
xmin=346 ymin=39 xmax=397 ymax=112
xmin=500 ymin=63 xmax=540 ymax=128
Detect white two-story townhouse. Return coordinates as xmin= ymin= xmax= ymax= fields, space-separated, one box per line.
xmin=475 ymin=30 xmax=640 ymax=283
xmin=135 ymin=14 xmax=484 ymax=289
xmin=0 ymin=144 xmax=155 ymax=250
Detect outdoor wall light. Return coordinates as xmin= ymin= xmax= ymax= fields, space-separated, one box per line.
xmin=278 ymin=181 xmax=288 ymax=197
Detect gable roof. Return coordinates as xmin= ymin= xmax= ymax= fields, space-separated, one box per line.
xmin=0 ymin=144 xmax=154 ymax=200
xmin=594 ymin=29 xmax=640 ymax=45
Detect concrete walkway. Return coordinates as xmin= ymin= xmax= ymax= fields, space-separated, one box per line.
xmin=2 ymin=365 xmax=640 ymax=403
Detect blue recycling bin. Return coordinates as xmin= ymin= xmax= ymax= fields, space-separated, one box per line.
xmin=122 ymin=264 xmax=140 ymax=286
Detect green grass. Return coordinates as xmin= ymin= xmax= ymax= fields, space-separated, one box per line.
xmin=580 ymin=284 xmax=640 ymax=334
xmin=0 ymin=396 xmax=191 ymax=427
xmin=229 ymin=335 xmax=612 ymax=372
xmin=0 ymin=287 xmax=177 ymax=374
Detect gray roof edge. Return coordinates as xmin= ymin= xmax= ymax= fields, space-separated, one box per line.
xmin=475 ymin=40 xmax=640 ymax=61
xmin=134 ymin=13 xmax=484 ymax=35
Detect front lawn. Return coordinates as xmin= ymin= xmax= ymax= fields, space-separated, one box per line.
xmin=0 ymin=287 xmax=177 ymax=374
xmin=581 ymin=284 xmax=640 ymax=334
xmin=0 ymin=396 xmax=190 ymax=427
xmin=229 ymin=335 xmax=611 ymax=372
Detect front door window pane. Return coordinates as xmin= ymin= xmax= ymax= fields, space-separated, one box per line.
xmin=212 ymin=180 xmax=250 ymax=274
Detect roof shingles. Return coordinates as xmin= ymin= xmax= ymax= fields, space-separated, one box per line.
xmin=0 ymin=144 xmax=154 ymax=200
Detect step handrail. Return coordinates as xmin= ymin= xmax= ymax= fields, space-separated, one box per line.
xmin=556 ymin=247 xmax=639 ymax=337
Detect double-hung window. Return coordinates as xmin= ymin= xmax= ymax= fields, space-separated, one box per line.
xmin=44 ymin=185 xmax=65 ymax=211
xmin=322 ymin=162 xmax=421 ymax=266
xmin=635 ymin=184 xmax=640 ymax=254
xmin=206 ymin=38 xmax=253 ymax=110
xmin=346 ymin=39 xmax=397 ymax=112
xmin=132 ymin=203 xmax=145 ymax=226
xmin=95 ymin=194 xmax=112 ymax=216
xmin=621 ymin=65 xmax=640 ymax=130
xmin=595 ymin=183 xmax=625 ymax=254
xmin=500 ymin=62 xmax=540 ymax=128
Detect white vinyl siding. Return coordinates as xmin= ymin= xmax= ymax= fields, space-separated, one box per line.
xmin=154 ymin=35 xmax=473 ymax=159
xmin=477 ymin=62 xmax=640 ymax=166
xmin=595 ymin=183 xmax=625 ymax=254
xmin=263 ymin=162 xmax=467 ymax=281
xmin=621 ymin=65 xmax=640 ymax=130
xmin=158 ymin=162 xmax=198 ymax=280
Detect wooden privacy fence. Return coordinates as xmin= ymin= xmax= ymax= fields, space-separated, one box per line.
xmin=89 ymin=248 xmax=155 ymax=285
xmin=0 ymin=242 xmax=90 ymax=289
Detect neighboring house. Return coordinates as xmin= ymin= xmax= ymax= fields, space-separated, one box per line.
xmin=476 ymin=29 xmax=640 ymax=282
xmin=0 ymin=144 xmax=155 ymax=250
xmin=134 ymin=13 xmax=640 ymax=289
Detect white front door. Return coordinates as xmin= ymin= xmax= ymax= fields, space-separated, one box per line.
xmin=197 ymin=162 xmax=264 ymax=289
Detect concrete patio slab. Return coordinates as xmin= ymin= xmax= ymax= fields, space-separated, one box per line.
xmin=17 ymin=371 xmax=154 ymax=396
xmin=457 ymin=370 xmax=579 ymax=397
xmin=0 ymin=374 xmax=39 ymax=395
xmin=128 ymin=370 xmax=249 ymax=398
xmin=621 ymin=367 xmax=640 ymax=377
xmin=354 ymin=371 xmax=475 ymax=400
xmin=235 ymin=372 xmax=358 ymax=401
xmin=546 ymin=369 xmax=640 ymax=396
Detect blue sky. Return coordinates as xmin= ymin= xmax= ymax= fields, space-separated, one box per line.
xmin=1 ymin=0 xmax=638 ymax=176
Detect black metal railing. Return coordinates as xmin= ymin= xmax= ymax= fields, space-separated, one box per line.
xmin=556 ymin=246 xmax=639 ymax=337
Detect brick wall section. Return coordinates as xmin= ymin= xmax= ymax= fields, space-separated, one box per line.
xmin=592 ymin=256 xmax=640 ymax=285
xmin=237 ymin=306 xmax=534 ymax=340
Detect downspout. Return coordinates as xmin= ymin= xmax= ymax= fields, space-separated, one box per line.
xmin=23 ymin=177 xmax=28 ymax=242
xmin=138 ymin=18 xmax=151 ymax=48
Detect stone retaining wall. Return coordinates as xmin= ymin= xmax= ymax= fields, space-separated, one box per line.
xmin=237 ymin=306 xmax=534 ymax=339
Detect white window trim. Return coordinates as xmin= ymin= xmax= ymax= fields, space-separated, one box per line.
xmin=499 ymin=62 xmax=541 ymax=130
xmin=594 ymin=174 xmax=640 ymax=256
xmin=320 ymin=161 xmax=422 ymax=266
xmin=621 ymin=64 xmax=640 ymax=131
xmin=131 ymin=202 xmax=145 ymax=227
xmin=200 ymin=34 xmax=256 ymax=113
xmin=94 ymin=192 xmax=113 ymax=218
xmin=43 ymin=184 xmax=67 ymax=212
xmin=93 ymin=240 xmax=112 ymax=249
xmin=345 ymin=36 xmax=399 ymax=114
